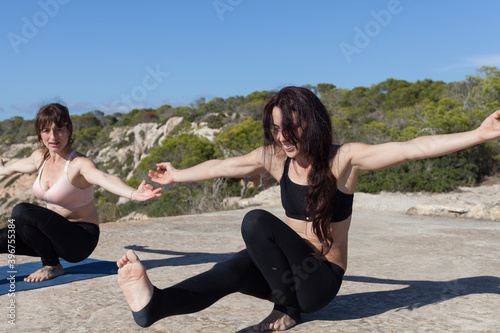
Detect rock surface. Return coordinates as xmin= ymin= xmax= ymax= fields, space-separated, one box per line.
xmin=1 ymin=206 xmax=498 ymax=332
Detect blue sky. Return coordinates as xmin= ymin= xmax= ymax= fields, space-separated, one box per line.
xmin=1 ymin=0 xmax=500 ymax=121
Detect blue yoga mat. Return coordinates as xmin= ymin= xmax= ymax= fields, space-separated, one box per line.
xmin=0 ymin=258 xmax=117 ymax=295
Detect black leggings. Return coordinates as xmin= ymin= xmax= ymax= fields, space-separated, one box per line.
xmin=0 ymin=203 xmax=99 ymax=266
xmin=133 ymin=209 xmax=345 ymax=327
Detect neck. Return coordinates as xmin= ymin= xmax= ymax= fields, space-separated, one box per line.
xmin=48 ymin=147 xmax=72 ymax=162
xmin=293 ymin=154 xmax=311 ymax=169
xmin=291 ymin=157 xmax=312 ymax=182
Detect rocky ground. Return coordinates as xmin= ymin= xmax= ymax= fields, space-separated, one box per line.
xmin=1 ymin=206 xmax=499 ymax=332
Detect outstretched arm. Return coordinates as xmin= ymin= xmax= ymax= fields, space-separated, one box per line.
xmin=0 ymin=150 xmax=42 ymax=176
xmin=349 ymin=110 xmax=500 ymax=171
xmin=149 ymin=147 xmax=267 ymax=185
xmin=79 ymin=159 xmax=162 ymax=201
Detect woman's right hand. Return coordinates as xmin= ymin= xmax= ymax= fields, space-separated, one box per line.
xmin=148 ymin=162 xmax=176 ymax=185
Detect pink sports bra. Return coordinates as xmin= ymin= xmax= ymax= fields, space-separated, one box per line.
xmin=33 ymin=150 xmax=94 ymax=210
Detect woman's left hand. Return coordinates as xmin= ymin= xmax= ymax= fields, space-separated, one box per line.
xmin=477 ymin=110 xmax=500 ymax=142
xmin=131 ymin=180 xmax=162 ymax=201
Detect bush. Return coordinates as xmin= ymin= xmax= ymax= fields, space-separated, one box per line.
xmin=357 ymin=151 xmax=479 ymax=193
xmin=138 ymin=133 xmax=215 ymax=172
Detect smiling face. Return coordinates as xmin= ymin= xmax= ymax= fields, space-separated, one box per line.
xmin=263 ymin=87 xmax=333 ymax=165
xmin=271 ymin=106 xmax=304 ymax=158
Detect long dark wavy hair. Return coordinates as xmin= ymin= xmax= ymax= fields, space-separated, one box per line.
xmin=34 ymin=103 xmax=74 ymax=168
xmin=263 ymin=86 xmax=338 ymax=256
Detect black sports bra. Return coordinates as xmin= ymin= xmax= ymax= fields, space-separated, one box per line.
xmin=280 ymin=157 xmax=354 ymax=222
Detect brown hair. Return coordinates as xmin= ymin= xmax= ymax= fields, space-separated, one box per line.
xmin=263 ymin=86 xmax=337 ymax=256
xmin=34 ymin=103 xmax=73 ymax=168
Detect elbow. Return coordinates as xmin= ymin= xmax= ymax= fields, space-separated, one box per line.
xmin=402 ymin=140 xmax=429 ymax=162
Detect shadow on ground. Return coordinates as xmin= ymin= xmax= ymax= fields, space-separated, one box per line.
xmin=125 ymin=244 xmax=236 ymax=268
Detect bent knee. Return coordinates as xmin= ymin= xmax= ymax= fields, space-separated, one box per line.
xmin=11 ymin=203 xmax=37 ymax=221
xmin=241 ymin=209 xmax=268 ymax=237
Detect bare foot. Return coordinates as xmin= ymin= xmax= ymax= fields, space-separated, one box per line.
xmin=24 ymin=264 xmax=64 ymax=282
xmin=117 ymin=250 xmax=154 ymax=312
xmin=253 ymin=310 xmax=297 ymax=331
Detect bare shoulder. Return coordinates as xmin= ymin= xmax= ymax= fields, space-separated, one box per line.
xmin=66 ymin=151 xmax=100 ymax=187
xmin=332 ymin=142 xmax=375 ymax=167
xmin=331 ymin=143 xmax=356 ymax=167
xmin=69 ymin=151 xmax=97 ymax=170
xmin=330 ymin=143 xmax=361 ymax=193
xmin=335 ymin=142 xmax=369 ymax=156
xmin=31 ymin=149 xmax=45 ymax=158
xmin=260 ymin=145 xmax=286 ymax=179
xmin=31 ymin=149 xmax=47 ymax=169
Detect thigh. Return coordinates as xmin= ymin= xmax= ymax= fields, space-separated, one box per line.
xmin=12 ymin=203 xmax=99 ymax=261
xmin=0 ymin=223 xmax=38 ymax=256
xmin=242 ymin=209 xmax=343 ymax=312
xmin=241 ymin=209 xmax=317 ymax=270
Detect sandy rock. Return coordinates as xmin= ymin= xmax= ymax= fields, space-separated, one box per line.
xmin=117 ymin=211 xmax=149 ymax=222
xmin=237 ymin=186 xmax=281 ymax=208
xmin=489 ymin=207 xmax=500 ymax=220
xmin=222 ymin=196 xmax=240 ymax=209
xmin=407 ymin=204 xmax=470 ymax=218
xmin=466 ymin=203 xmax=487 ymax=219
xmin=190 ymin=121 xmax=220 ymax=142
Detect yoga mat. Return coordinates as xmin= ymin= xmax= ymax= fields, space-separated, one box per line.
xmin=0 ymin=258 xmax=117 ymax=295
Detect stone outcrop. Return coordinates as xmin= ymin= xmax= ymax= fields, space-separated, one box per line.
xmin=0 ymin=117 xmax=226 ymax=217
xmin=88 ymin=117 xmax=183 ymax=178
xmin=407 ymin=203 xmax=500 ymax=221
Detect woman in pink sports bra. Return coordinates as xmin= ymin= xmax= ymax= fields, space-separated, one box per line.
xmin=0 ymin=103 xmax=162 ymax=282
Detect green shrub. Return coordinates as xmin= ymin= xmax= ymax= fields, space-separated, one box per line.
xmin=357 ymin=151 xmax=478 ymax=193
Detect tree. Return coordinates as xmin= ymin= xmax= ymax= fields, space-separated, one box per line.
xmin=215 ymin=118 xmax=263 ymax=158
xmin=213 ymin=118 xmax=265 ymax=195
xmin=139 ymin=133 xmax=215 ymax=172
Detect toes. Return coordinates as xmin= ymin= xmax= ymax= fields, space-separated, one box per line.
xmin=127 ymin=249 xmax=139 ymax=262
xmin=252 ymin=322 xmax=272 ymax=332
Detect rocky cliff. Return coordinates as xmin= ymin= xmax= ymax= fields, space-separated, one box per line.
xmin=0 ymin=117 xmax=223 ymax=217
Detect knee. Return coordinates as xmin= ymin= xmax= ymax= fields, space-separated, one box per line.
xmin=11 ymin=203 xmax=36 ymax=222
xmin=241 ymin=209 xmax=269 ymax=241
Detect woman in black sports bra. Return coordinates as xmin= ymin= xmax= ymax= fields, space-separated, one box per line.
xmin=116 ymin=86 xmax=500 ymax=331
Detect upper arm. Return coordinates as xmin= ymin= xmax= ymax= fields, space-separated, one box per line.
xmin=76 ymin=157 xmax=108 ymax=186
xmin=216 ymin=147 xmax=268 ymax=178
xmin=347 ymin=142 xmax=412 ymax=171
xmin=0 ymin=149 xmax=42 ymax=175
xmin=347 ymin=128 xmax=483 ymax=172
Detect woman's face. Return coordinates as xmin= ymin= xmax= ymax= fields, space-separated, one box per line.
xmin=40 ymin=122 xmax=71 ymax=153
xmin=272 ymin=106 xmax=303 ymax=158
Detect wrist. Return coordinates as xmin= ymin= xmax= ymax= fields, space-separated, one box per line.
xmin=130 ymin=189 xmax=136 ymax=201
